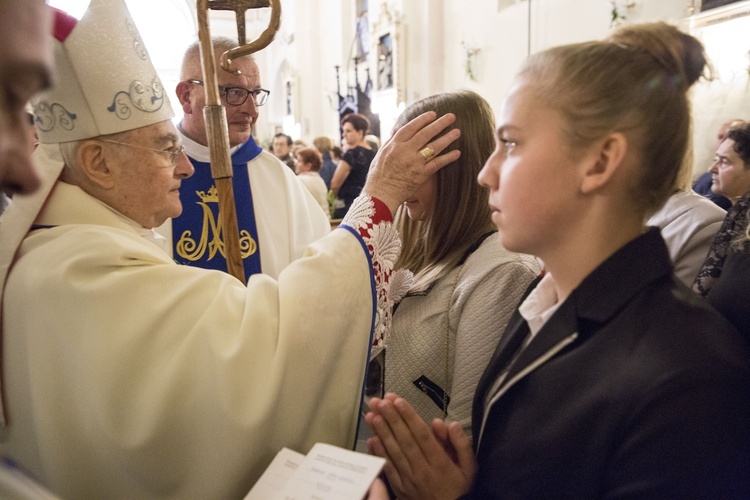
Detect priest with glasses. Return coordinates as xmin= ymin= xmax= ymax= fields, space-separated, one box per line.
xmin=169 ymin=37 xmax=330 ymax=282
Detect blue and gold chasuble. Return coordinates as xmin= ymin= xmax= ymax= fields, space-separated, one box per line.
xmin=172 ymin=138 xmax=263 ymax=283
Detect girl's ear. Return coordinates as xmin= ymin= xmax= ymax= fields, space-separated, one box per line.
xmin=579 ymin=132 xmax=628 ymax=195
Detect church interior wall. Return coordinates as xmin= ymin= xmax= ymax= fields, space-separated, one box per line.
xmin=51 ymin=0 xmax=750 ymax=173
xmin=273 ymin=0 xmax=749 ymax=178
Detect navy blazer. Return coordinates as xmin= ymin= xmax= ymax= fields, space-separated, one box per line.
xmin=470 ymin=228 xmax=750 ymax=498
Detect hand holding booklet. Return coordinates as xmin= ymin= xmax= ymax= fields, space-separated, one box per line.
xmin=245 ymin=443 xmax=386 ymax=500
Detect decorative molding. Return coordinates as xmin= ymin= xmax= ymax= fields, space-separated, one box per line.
xmin=370 ymin=2 xmax=404 ymax=103
xmin=687 ymin=0 xmax=750 ymax=26
xmin=461 ymin=41 xmax=481 ymax=82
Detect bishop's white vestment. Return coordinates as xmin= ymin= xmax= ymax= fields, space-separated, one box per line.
xmin=0 ymin=145 xmax=398 ymax=499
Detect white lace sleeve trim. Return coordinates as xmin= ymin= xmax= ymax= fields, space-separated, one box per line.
xmin=341 ymin=196 xmax=412 ymax=356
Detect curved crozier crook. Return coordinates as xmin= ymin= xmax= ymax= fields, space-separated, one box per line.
xmin=219 ymin=0 xmax=281 ymax=75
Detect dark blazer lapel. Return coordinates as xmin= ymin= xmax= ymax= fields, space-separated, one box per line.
xmin=484 ymin=228 xmax=673 ymax=408
xmin=473 ymin=229 xmax=676 ymax=451
xmin=492 ymin=302 xmax=579 ymax=404
xmin=475 ymin=309 xmax=529 ymax=396
xmin=472 ymin=276 xmax=543 ymax=444
xmin=475 ymin=302 xmax=579 ymax=449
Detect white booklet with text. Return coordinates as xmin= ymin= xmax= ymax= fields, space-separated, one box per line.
xmin=245 ymin=443 xmax=385 ymax=500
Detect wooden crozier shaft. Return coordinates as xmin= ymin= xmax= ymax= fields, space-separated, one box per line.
xmin=204 ymin=106 xmax=244 ymax=281
xmin=197 ymin=1 xmax=245 ymax=282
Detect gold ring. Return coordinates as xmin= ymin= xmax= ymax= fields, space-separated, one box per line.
xmin=419 ymin=145 xmax=435 ymax=161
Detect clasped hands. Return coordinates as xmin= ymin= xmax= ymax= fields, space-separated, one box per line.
xmin=365 ymin=393 xmax=476 ymax=500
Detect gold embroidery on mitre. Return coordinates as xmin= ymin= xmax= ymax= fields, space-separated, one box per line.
xmin=176 ymin=185 xmax=257 ymax=262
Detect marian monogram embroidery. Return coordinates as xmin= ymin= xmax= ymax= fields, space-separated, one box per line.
xmin=175 ymin=185 xmax=257 ymax=262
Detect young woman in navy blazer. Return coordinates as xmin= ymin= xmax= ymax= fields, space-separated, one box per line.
xmin=365 ymin=22 xmax=750 ymax=499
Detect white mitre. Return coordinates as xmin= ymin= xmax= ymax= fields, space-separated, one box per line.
xmin=33 ymin=0 xmax=173 ymax=143
xmin=0 ymin=0 xmax=173 ymax=426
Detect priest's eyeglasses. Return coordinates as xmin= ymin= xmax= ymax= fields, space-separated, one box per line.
xmin=100 ymin=140 xmax=186 ymax=167
xmin=187 ymin=80 xmax=270 ymax=107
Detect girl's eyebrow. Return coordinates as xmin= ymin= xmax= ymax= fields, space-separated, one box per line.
xmin=496 ymin=125 xmax=520 ymax=137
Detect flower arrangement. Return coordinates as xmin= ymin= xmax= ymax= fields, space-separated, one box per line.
xmin=610 ymin=0 xmax=636 ymax=27
xmin=462 ymin=41 xmax=481 ymax=81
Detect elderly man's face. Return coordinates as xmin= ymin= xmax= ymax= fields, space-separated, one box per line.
xmin=0 ymin=0 xmax=52 ymax=195
xmin=104 ymin=120 xmax=194 ymax=228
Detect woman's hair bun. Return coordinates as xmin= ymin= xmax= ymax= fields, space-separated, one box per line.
xmin=608 ymin=22 xmax=709 ymax=89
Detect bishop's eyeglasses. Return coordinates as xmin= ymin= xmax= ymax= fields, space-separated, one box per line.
xmin=99 ymin=140 xmax=186 ymax=167
xmin=187 ymin=80 xmax=270 ymax=107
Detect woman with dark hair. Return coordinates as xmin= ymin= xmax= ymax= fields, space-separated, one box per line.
xmin=366 ymin=23 xmax=750 ymax=499
xmin=331 ymin=113 xmax=375 ymax=219
xmin=694 ymin=121 xmax=750 ymax=340
xmin=380 ymin=90 xmax=540 ymax=436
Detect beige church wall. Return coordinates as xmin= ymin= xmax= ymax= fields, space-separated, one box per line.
xmin=436 ymin=0 xmax=694 ymax=119
xmin=166 ymin=0 xmax=749 ymax=171
xmin=369 ymin=0 xmax=749 ymax=179
xmin=206 ymin=0 xmax=353 ymax=147
xmin=683 ymin=3 xmax=750 ymax=176
xmin=278 ymin=0 xmax=701 ymax=144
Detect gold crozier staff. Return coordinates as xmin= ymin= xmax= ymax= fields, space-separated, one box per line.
xmin=194 ymin=0 xmax=281 ymax=281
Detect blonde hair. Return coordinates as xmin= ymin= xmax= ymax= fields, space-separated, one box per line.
xmin=313 ymin=136 xmax=333 ymax=154
xmin=393 ymin=90 xmax=497 ymax=292
xmin=520 ymin=23 xmax=709 ymax=216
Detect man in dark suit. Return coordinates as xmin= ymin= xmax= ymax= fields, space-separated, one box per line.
xmin=272 ymin=132 xmax=296 ymax=171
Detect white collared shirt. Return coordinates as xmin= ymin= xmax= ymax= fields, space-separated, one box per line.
xmin=518 ymin=272 xmax=562 ymax=338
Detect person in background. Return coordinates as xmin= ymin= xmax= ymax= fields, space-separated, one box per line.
xmin=331 ymin=113 xmax=375 ymax=219
xmin=25 ymin=111 xmax=40 ymax=153
xmin=639 ymin=35 xmax=726 ymax=287
xmin=328 ymin=145 xmax=345 ymax=217
xmin=692 ymin=119 xmax=745 ymax=209
xmin=379 ymin=90 xmax=540 ymax=437
xmin=272 ymin=132 xmax=296 ymax=171
xmin=1 ymin=112 xmax=44 ymax=216
xmin=313 ymin=135 xmax=337 ymax=189
xmin=366 ymin=22 xmax=749 ymax=498
xmin=331 ymin=145 xmax=343 ymax=165
xmin=694 ymin=121 xmax=750 ymax=340
xmin=705 ymin=121 xmax=750 ymax=207
xmin=171 ymin=38 xmax=329 ymax=281
xmin=0 ymin=0 xmax=52 ymax=199
xmin=647 ymin=185 xmax=725 ymax=286
xmin=0 ymin=2 xmax=463 ymax=497
xmin=366 ymin=133 xmax=381 ymax=154
xmin=292 ymin=138 xmax=307 ymax=158
xmin=295 ymin=147 xmax=330 ymax=220
xmin=0 ymin=1 xmax=54 ymax=492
